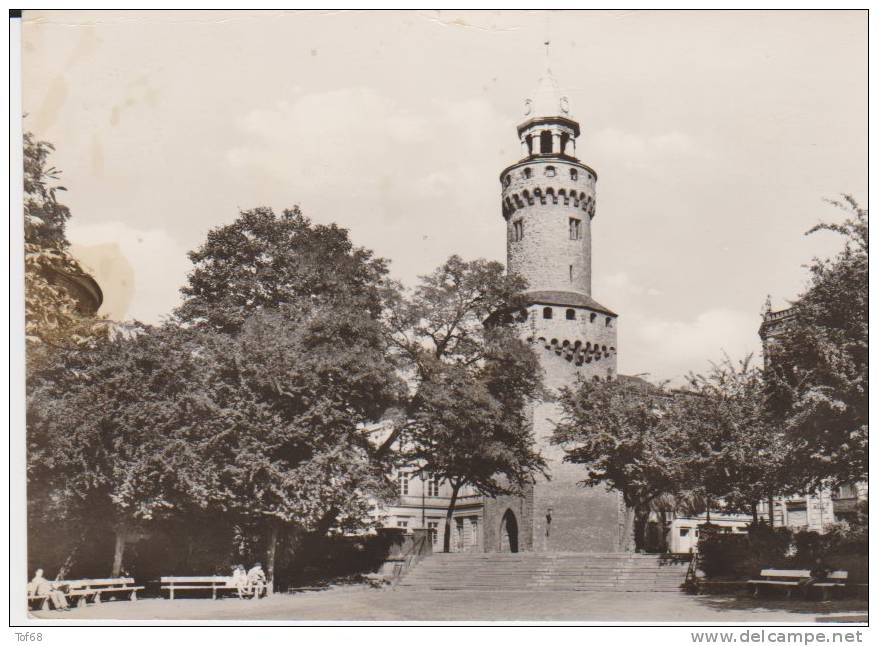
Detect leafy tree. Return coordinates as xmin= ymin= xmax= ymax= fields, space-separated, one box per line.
xmin=176 ymin=207 xmax=388 ymax=333
xmin=173 ymin=208 xmax=401 ymax=583
xmin=388 ymin=256 xmax=546 ymax=551
xmin=674 ymin=358 xmax=793 ymax=524
xmin=27 ymin=325 xmax=219 ymax=576
xmin=554 ymin=377 xmax=686 ymax=550
xmin=198 ymin=303 xmax=401 ymax=583
xmin=22 ymin=132 xmax=107 ymax=366
xmin=24 ymin=131 xmax=71 ymax=247
xmin=765 ymin=196 xmax=868 ymax=488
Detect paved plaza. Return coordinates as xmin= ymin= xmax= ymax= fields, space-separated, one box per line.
xmin=29 ymin=587 xmax=868 ymax=623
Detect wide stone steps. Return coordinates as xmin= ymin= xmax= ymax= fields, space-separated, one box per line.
xmin=398 ymin=552 xmax=688 ymax=592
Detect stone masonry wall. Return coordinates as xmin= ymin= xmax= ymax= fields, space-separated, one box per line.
xmin=502 ymin=158 xmax=596 ymax=296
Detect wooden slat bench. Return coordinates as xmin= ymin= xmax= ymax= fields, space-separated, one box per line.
xmin=57 ymin=578 xmax=143 ymax=607
xmin=748 ymin=569 xmax=848 ymax=600
xmin=161 ymin=576 xmax=236 ymax=600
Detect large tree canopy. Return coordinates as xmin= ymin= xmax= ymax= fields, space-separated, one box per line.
xmin=176 ymin=207 xmax=389 ymax=333
xmin=765 ymin=197 xmax=868 ymax=488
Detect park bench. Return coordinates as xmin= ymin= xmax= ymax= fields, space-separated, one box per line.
xmin=29 ymin=578 xmax=142 ymax=611
xmin=748 ymin=569 xmax=848 ymax=600
xmin=161 ymin=575 xmax=270 ymax=600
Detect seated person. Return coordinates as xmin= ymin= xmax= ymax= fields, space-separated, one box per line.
xmin=28 ymin=569 xmax=68 ymax=610
xmin=230 ymin=564 xmax=249 ymax=598
xmin=247 ymin=563 xmax=267 ymax=598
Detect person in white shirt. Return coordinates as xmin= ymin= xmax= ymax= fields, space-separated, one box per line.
xmin=230 ymin=564 xmax=248 ymax=598
xmin=247 ymin=563 xmax=267 ymax=598
xmin=28 ymin=569 xmax=68 ymax=610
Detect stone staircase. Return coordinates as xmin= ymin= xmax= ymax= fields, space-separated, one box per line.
xmin=397 ymin=552 xmax=689 ymax=592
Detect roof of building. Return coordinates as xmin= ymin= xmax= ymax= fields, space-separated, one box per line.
xmin=524 ymin=290 xmax=617 ymax=316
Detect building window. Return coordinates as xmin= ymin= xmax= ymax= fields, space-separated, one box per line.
xmin=523 ymin=167 xmax=532 ymax=179
xmin=428 ymin=476 xmax=441 ymax=497
xmin=398 ymin=472 xmax=409 ymax=496
xmin=512 ymin=220 xmax=524 ymax=242
xmin=590 ymin=312 xmax=597 ymax=323
xmin=427 ymin=520 xmax=439 ymax=546
xmin=680 ymin=528 xmax=690 ymax=537
xmin=566 ymin=309 xmax=576 ymax=320
xmin=539 ymin=130 xmax=552 ymax=154
xmin=545 ymin=166 xmax=556 ymax=177
xmin=543 ymin=307 xmax=553 ymax=319
xmin=397 ymin=519 xmax=409 ymax=529
xmin=569 ymin=218 xmax=581 ymax=240
xmin=570 ymin=168 xmax=578 ymax=181
xmin=605 ymin=317 xmax=613 ymax=327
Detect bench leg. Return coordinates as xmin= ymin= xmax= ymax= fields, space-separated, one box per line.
xmin=94 ymin=592 xmax=102 ymax=605
xmin=78 ymin=597 xmax=87 ymax=609
xmin=786 ymin=588 xmax=792 ymax=600
xmin=130 ymin=590 xmax=137 ymax=601
xmin=212 ymin=584 xmax=216 ymax=600
xmin=170 ymin=585 xmax=174 ymax=601
xmin=41 ymin=598 xmax=50 ymax=612
xmin=753 ymin=585 xmax=759 ymax=598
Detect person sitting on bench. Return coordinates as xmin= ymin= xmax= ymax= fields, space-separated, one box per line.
xmin=798 ymin=558 xmax=830 ymax=597
xmin=230 ymin=564 xmax=248 ymax=598
xmin=28 ymin=569 xmax=69 ymax=610
xmin=247 ymin=563 xmax=267 ymax=598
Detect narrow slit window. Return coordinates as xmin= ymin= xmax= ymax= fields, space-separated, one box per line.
xmin=570 ymin=168 xmax=578 ymax=181
xmin=569 ymin=265 xmax=573 ymax=283
xmin=569 ymin=218 xmax=581 ymax=240
xmin=512 ymin=220 xmax=524 ymax=242
xmin=566 ymin=308 xmax=576 ymax=320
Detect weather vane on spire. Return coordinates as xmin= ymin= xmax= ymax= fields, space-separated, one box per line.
xmin=544 ymin=40 xmax=551 ymax=67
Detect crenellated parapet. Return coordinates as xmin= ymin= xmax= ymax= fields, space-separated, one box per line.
xmin=528 ymin=335 xmax=617 ymax=369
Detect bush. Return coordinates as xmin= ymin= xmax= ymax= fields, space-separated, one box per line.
xmin=697 ymin=525 xmax=753 ymax=579
xmin=698 ymin=523 xmax=793 ymax=580
xmin=698 ymin=521 xmax=868 ymax=584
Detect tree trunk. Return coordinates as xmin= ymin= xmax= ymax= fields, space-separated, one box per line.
xmin=443 ymin=482 xmax=462 ymax=554
xmin=751 ymin=502 xmax=759 ymax=526
xmin=768 ymin=494 xmax=775 ymax=528
xmin=658 ymin=510 xmax=669 ymax=553
xmin=266 ymin=523 xmax=279 ymax=595
xmin=111 ymin=527 xmax=126 ymax=577
xmin=632 ymin=505 xmax=650 ymax=552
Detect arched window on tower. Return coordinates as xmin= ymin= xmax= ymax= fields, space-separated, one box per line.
xmin=565 ymin=309 xmax=576 ymax=320
xmin=543 ymin=307 xmax=553 ymax=320
xmin=561 ymin=133 xmax=570 ymax=155
xmin=545 ymin=166 xmax=556 ymax=177
xmin=570 ymin=168 xmax=578 ymax=181
xmin=539 ymin=130 xmax=552 ymax=154
xmin=523 ymin=168 xmax=532 ymax=179
xmin=605 ymin=317 xmax=613 ymax=328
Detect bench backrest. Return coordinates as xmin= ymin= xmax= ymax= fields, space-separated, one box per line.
xmin=759 ymin=569 xmax=848 ymax=581
xmin=160 ymin=576 xmax=230 ymax=584
xmin=56 ymin=578 xmax=135 ymax=589
xmin=760 ymin=569 xmax=811 ymax=579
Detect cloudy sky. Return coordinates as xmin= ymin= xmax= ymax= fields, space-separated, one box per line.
xmin=21 ymin=9 xmax=866 ymax=381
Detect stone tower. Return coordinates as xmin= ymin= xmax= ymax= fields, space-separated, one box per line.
xmin=482 ymin=69 xmax=630 ymax=554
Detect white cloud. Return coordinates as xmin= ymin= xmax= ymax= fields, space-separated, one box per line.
xmin=620 ymin=307 xmax=763 ymax=383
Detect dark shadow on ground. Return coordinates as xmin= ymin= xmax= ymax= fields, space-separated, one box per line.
xmin=693 ymin=593 xmax=868 ymax=620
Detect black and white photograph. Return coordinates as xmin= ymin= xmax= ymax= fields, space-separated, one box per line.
xmin=9 ymin=7 xmax=869 ymax=631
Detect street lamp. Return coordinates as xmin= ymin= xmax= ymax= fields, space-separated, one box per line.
xmin=419 ymin=470 xmax=427 ymax=530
